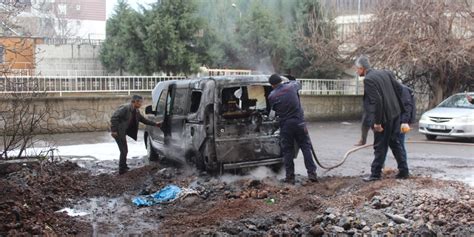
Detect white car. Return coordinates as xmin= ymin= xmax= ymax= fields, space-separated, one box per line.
xmin=419 ymin=92 xmax=474 ymax=140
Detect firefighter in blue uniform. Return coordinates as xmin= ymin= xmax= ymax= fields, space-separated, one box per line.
xmin=268 ymin=74 xmax=318 ymax=184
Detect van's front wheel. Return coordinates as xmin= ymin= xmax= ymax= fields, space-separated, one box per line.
xmin=146 ymin=136 xmax=160 ymax=162
xmin=270 ymin=162 xmax=284 ymax=173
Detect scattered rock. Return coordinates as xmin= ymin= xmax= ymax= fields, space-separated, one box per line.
xmin=309 ymin=226 xmax=324 ymax=237
xmin=332 ymin=226 xmax=345 ymax=233
xmin=313 ymin=215 xmax=324 ymax=224
xmin=338 ymin=217 xmax=352 ymax=230
xmin=246 ymin=180 xmax=262 ymax=188
xmin=327 ymin=213 xmax=337 ymax=221
xmin=258 ymin=190 xmax=268 ymax=199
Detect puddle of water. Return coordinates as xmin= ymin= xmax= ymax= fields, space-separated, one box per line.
xmin=56 ymin=208 xmax=89 ymax=217
xmin=462 ymin=175 xmax=474 ymax=187
xmin=61 ymin=196 xmax=160 ymax=235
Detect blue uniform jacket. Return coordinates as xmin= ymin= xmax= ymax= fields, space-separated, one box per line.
xmin=268 ymin=81 xmax=304 ymax=124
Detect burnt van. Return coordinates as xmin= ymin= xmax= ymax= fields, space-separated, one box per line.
xmin=144 ymin=75 xmax=285 ymax=172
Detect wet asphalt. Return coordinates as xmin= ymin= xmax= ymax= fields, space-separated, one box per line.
xmin=304 ymin=121 xmax=473 ymax=186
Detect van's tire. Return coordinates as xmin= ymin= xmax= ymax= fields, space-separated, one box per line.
xmin=194 ymin=151 xmax=207 ymax=171
xmin=425 ymin=135 xmax=437 ymax=141
xmin=185 ymin=147 xmax=206 ymax=171
xmin=146 ymin=136 xmax=160 ymax=162
xmin=270 ymin=162 xmax=284 ymax=173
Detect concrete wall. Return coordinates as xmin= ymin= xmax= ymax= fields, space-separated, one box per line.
xmin=0 ymin=95 xmax=363 ymax=134
xmin=301 ymin=95 xmax=363 ymax=121
xmin=0 ymin=95 xmax=149 ymax=134
xmin=35 ymin=44 xmax=104 ymax=75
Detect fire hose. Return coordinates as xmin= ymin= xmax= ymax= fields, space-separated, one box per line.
xmin=309 ymin=140 xmax=474 ymax=171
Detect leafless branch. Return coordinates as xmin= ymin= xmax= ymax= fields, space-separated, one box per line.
xmin=352 ymin=0 xmax=473 ymax=107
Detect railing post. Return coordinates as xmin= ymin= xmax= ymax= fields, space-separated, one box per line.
xmin=59 ymin=76 xmax=63 ymax=97
xmin=356 ymin=75 xmax=360 ymax=95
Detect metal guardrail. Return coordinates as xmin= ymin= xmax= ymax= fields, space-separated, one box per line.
xmin=298 ymin=78 xmax=363 ymax=95
xmin=7 ymin=69 xmax=113 ymax=77
xmin=0 ymin=76 xmax=186 ymax=96
xmin=0 ymin=76 xmax=363 ymax=96
xmin=206 ymin=69 xmax=252 ymax=76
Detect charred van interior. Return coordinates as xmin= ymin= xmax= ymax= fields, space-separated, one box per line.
xmin=220 ymin=85 xmax=272 ymax=119
xmin=217 ymin=85 xmax=278 ymax=136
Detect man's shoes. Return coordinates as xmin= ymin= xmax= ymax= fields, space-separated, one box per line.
xmin=354 ymin=140 xmax=366 ymax=146
xmin=308 ymin=172 xmax=318 ymax=182
xmin=395 ymin=173 xmax=409 ymax=179
xmin=363 ymin=176 xmax=381 ymax=182
xmin=280 ymin=176 xmax=295 ymax=185
xmin=119 ymin=166 xmax=130 ymax=175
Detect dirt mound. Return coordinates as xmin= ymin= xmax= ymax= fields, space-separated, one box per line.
xmin=0 ymin=160 xmax=472 ymax=236
xmin=0 ymin=161 xmax=90 ymax=235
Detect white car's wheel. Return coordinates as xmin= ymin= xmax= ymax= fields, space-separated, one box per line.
xmin=425 ymin=134 xmax=437 ymax=141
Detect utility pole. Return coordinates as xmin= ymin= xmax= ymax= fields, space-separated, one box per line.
xmin=356 ymin=0 xmax=362 ymax=95
xmin=231 ymin=3 xmax=242 ymax=20
xmin=357 ymin=0 xmax=361 ymax=31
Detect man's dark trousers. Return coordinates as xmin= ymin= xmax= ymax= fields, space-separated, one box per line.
xmin=280 ymin=118 xmax=317 ymax=178
xmin=114 ymin=136 xmax=128 ymax=171
xmin=372 ymin=115 xmax=409 ymax=177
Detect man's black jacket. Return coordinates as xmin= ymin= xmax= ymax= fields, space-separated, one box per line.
xmin=110 ymin=103 xmax=156 ymax=140
xmin=363 ymin=69 xmax=404 ymax=125
xmin=400 ymin=85 xmax=416 ymax=124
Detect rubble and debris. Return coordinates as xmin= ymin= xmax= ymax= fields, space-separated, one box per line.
xmin=132 ymin=184 xmax=199 ymax=206
xmin=0 ymin=159 xmax=473 ymax=235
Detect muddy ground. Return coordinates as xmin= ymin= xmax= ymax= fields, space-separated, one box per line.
xmin=1 ymin=158 xmax=473 ymax=236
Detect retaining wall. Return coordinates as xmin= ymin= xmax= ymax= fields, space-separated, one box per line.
xmin=0 ymin=95 xmax=364 ymax=134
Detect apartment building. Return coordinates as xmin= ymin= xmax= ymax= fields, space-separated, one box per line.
xmin=2 ymin=0 xmax=106 ymax=39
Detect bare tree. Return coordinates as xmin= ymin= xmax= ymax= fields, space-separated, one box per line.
xmin=0 ymin=2 xmax=51 ymax=160
xmin=35 ymin=0 xmax=79 ymax=39
xmin=0 ymin=90 xmax=50 ymax=159
xmin=354 ymin=0 xmax=473 ymax=107
xmin=296 ymin=1 xmax=346 ymax=78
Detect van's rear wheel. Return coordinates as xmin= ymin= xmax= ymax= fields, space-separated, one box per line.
xmin=146 ymin=137 xmax=160 ymax=162
xmin=190 ymin=150 xmax=206 ymax=171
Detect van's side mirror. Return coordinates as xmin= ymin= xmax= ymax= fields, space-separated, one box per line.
xmin=145 ymin=105 xmax=155 ymax=115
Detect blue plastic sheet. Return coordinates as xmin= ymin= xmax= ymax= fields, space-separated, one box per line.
xmin=132 ymin=185 xmax=182 ymax=207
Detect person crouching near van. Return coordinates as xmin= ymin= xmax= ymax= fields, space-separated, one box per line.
xmin=110 ymin=95 xmax=161 ymax=175
xmin=268 ymin=74 xmax=318 ymax=185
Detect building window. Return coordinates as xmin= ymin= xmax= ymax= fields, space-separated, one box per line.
xmin=76 ymin=4 xmax=80 ymax=11
xmin=57 ymin=3 xmax=67 ymax=15
xmin=0 ymin=45 xmax=4 ymax=64
xmin=190 ymin=91 xmax=202 ymax=113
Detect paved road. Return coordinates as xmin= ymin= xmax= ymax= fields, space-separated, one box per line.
xmin=33 ymin=121 xmax=474 ymax=186
xmin=303 ymin=121 xmax=473 ymax=186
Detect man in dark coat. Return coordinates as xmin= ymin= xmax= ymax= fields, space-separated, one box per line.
xmin=268 ymin=74 xmax=318 ymax=184
xmin=355 ymin=55 xmax=409 ymax=181
xmin=355 ymin=92 xmax=372 ymax=146
xmin=399 ymin=84 xmax=416 ymax=161
xmin=111 ymin=95 xmax=161 ymax=174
